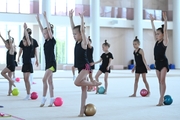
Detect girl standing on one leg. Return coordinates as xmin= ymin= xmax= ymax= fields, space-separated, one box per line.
xmin=18 ymin=23 xmax=33 ymax=100
xmin=93 ymin=40 xmax=113 ymax=94
xmin=36 ymin=11 xmax=56 ymax=107
xmin=0 ymin=30 xmax=16 ymax=95
xmin=69 ymin=9 xmax=101 ymax=117
xmin=150 ymin=12 xmax=169 ymax=106
xmin=129 ymin=36 xmax=150 ymax=97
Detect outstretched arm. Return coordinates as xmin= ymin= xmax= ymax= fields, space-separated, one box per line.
xmin=7 ymin=30 xmax=13 ymax=49
xmin=43 ymin=11 xmax=53 ymax=39
xmin=24 ymin=23 xmax=31 ymax=46
xmin=93 ymin=58 xmax=102 ymax=65
xmin=36 ymin=14 xmax=44 ymax=36
xmin=162 ymin=12 xmax=169 ymax=46
xmin=150 ymin=14 xmax=157 ymax=41
xmin=79 ymin=12 xmax=88 ymax=49
xmin=0 ymin=32 xmax=6 ymax=45
xmin=69 ymin=9 xmax=75 ymax=31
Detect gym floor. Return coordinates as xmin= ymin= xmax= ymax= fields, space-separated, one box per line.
xmin=0 ymin=70 xmax=180 ymax=120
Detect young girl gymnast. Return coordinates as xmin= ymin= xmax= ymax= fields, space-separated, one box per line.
xmin=92 ymin=40 xmax=113 ymax=94
xmin=69 ymin=9 xmax=101 ymax=116
xmin=150 ymin=12 xmax=169 ymax=106
xmin=36 ymin=11 xmax=56 ymax=107
xmin=129 ymin=36 xmax=150 ymax=97
xmin=0 ymin=30 xmax=16 ymax=95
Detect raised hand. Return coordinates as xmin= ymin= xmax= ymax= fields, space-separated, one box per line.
xmin=36 ymin=14 xmax=40 ymax=21
xmin=79 ymin=11 xmax=85 ymax=19
xmin=24 ymin=23 xmax=27 ymax=29
xmin=69 ymin=9 xmax=74 ymax=17
xmin=8 ymin=30 xmax=11 ymax=35
xmin=149 ymin=14 xmax=155 ymax=21
xmin=43 ymin=11 xmax=47 ymax=18
xmin=162 ymin=12 xmax=167 ymax=21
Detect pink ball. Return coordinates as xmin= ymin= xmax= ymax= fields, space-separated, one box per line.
xmin=15 ymin=77 xmax=20 ymax=82
xmin=54 ymin=97 xmax=63 ymax=106
xmin=140 ymin=89 xmax=148 ymax=97
xmin=0 ymin=113 xmax=4 ymax=117
xmin=31 ymin=92 xmax=38 ymax=100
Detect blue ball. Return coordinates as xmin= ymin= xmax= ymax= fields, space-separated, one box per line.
xmin=98 ymin=86 xmax=105 ymax=94
xmin=164 ymin=95 xmax=173 ymax=105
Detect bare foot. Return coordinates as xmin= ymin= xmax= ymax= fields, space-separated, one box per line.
xmin=129 ymin=94 xmax=136 ymax=97
xmin=146 ymin=92 xmax=150 ymax=97
xmin=92 ymin=80 xmax=102 ymax=86
xmin=104 ymin=92 xmax=107 ymax=95
xmin=78 ymin=114 xmax=84 ymax=117
xmin=156 ymin=103 xmax=164 ymax=106
xmin=7 ymin=90 xmax=12 ymax=96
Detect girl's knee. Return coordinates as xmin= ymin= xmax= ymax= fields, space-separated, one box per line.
xmin=74 ymin=80 xmax=79 ymax=86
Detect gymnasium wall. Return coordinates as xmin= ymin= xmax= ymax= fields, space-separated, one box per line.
xmin=76 ymin=0 xmax=169 ymax=10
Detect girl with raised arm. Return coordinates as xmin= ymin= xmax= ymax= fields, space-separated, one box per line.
xmin=150 ymin=12 xmax=169 ymax=106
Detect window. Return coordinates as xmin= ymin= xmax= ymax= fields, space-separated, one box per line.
xmin=0 ymin=0 xmax=6 ymax=12
xmin=67 ymin=27 xmax=75 ymax=64
xmin=55 ymin=26 xmax=67 ymax=64
xmin=20 ymin=0 xmax=30 ymax=14
xmin=7 ymin=0 xmax=19 ymax=13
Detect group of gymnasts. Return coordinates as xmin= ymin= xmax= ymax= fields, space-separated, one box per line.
xmin=0 ymin=9 xmax=169 ymax=117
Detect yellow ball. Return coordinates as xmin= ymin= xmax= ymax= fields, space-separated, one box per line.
xmin=12 ymin=88 xmax=19 ymax=96
xmin=84 ymin=104 xmax=96 ymax=116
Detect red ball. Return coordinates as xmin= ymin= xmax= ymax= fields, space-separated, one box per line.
xmin=15 ymin=77 xmax=20 ymax=82
xmin=54 ymin=97 xmax=63 ymax=106
xmin=31 ymin=92 xmax=38 ymax=100
xmin=140 ymin=89 xmax=148 ymax=97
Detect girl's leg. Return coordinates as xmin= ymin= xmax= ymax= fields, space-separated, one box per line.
xmin=156 ymin=70 xmax=161 ymax=95
xmin=29 ymin=58 xmax=35 ymax=84
xmin=1 ymin=68 xmax=15 ymax=87
xmin=157 ymin=67 xmax=167 ymax=106
xmin=104 ymin=72 xmax=109 ymax=94
xmin=87 ymin=71 xmax=94 ymax=91
xmin=12 ymin=71 xmax=15 ymax=80
xmin=74 ymin=70 xmax=101 ymax=87
xmin=7 ymin=72 xmax=13 ymax=96
xmin=78 ymin=86 xmax=87 ymax=117
xmin=129 ymin=73 xmax=140 ymax=97
xmin=48 ymin=74 xmax=55 ymax=107
xmin=23 ymin=72 xmax=31 ymax=100
xmin=95 ymin=70 xmax=103 ymax=94
xmin=40 ymin=69 xmax=53 ymax=107
xmin=142 ymin=73 xmax=150 ymax=96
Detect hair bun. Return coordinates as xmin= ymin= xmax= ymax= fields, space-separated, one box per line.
xmin=49 ymin=23 xmax=54 ymax=29
xmin=105 ymin=40 xmax=107 ymax=43
xmin=135 ymin=36 xmax=138 ymax=39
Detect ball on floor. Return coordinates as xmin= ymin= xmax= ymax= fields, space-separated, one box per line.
xmin=84 ymin=103 xmax=96 ymax=116
xmin=15 ymin=77 xmax=20 ymax=82
xmin=54 ymin=97 xmax=63 ymax=106
xmin=164 ymin=95 xmax=173 ymax=105
xmin=98 ymin=86 xmax=105 ymax=94
xmin=31 ymin=92 xmax=38 ymax=100
xmin=140 ymin=89 xmax=148 ymax=97
xmin=12 ymin=88 xmax=19 ymax=96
